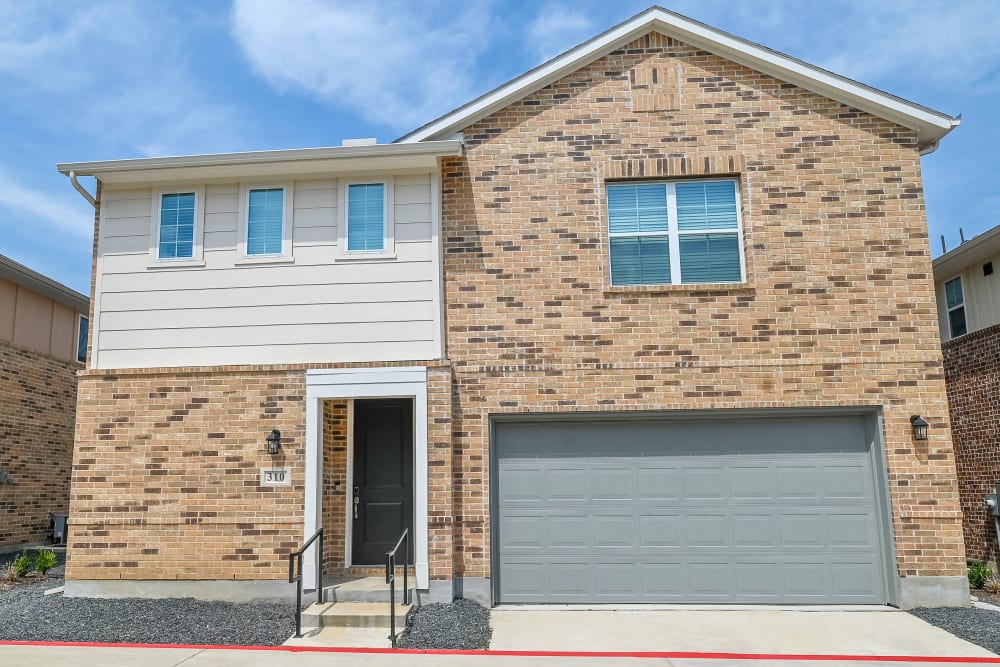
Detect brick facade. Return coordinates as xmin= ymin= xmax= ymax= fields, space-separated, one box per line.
xmin=0 ymin=338 xmax=79 ymax=547
xmin=321 ymin=400 xmax=348 ymax=572
xmin=943 ymin=323 xmax=1000 ymax=563
xmin=440 ymin=32 xmax=964 ymax=581
xmin=67 ymin=368 xmax=306 ymax=581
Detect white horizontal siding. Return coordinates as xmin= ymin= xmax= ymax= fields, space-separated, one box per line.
xmin=94 ymin=173 xmax=440 ymax=369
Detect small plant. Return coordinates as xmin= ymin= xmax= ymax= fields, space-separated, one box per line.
xmin=3 ymin=562 xmax=17 ymax=581
xmin=12 ymin=551 xmax=32 ymax=578
xmin=34 ymin=549 xmax=57 ymax=575
xmin=985 ymin=575 xmax=1000 ymax=595
xmin=969 ymin=560 xmax=992 ymax=589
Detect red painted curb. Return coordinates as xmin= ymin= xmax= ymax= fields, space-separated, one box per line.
xmin=0 ymin=640 xmax=998 ymax=662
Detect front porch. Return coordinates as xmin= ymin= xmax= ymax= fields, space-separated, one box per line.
xmin=302 ymin=367 xmax=454 ymax=602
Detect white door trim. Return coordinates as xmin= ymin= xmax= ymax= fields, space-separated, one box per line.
xmin=304 ymin=367 xmax=429 ymax=590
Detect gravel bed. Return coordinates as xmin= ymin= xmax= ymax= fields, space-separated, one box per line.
xmin=397 ymin=598 xmax=491 ymax=650
xmin=910 ymin=606 xmax=1000 ymax=655
xmin=0 ymin=576 xmax=295 ymax=645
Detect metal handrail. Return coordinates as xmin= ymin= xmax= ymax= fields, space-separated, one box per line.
xmin=288 ymin=527 xmax=324 ymax=638
xmin=385 ymin=527 xmax=409 ymax=647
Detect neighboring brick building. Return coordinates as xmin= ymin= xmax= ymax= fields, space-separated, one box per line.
xmin=58 ymin=7 xmax=966 ymax=608
xmin=0 ymin=254 xmax=88 ymax=549
xmin=934 ymin=224 xmax=1000 ymax=563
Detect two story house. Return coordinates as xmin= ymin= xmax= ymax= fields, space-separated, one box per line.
xmin=58 ymin=7 xmax=965 ymax=608
xmin=933 ymin=224 xmax=1000 ymax=566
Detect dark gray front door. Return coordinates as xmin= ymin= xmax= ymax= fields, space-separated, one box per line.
xmin=352 ymin=398 xmax=413 ymax=565
xmin=494 ymin=414 xmax=888 ymax=604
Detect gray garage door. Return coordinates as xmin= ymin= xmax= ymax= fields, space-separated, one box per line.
xmin=494 ymin=414 xmax=888 ymax=604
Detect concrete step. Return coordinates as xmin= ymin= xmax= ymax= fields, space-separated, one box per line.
xmin=321 ymin=575 xmax=415 ymax=603
xmin=302 ymin=601 xmax=411 ymax=629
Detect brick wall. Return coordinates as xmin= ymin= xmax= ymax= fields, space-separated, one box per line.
xmin=67 ymin=368 xmax=307 ymax=581
xmin=321 ymin=400 xmax=348 ymax=573
xmin=0 ymin=338 xmax=79 ymax=547
xmin=943 ymin=323 xmax=1000 ymax=563
xmin=440 ymin=32 xmax=965 ymax=580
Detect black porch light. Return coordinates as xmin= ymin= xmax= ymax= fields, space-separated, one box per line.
xmin=266 ymin=429 xmax=282 ymax=455
xmin=910 ymin=415 xmax=929 ymax=441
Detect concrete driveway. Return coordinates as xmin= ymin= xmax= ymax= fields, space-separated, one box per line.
xmin=490 ymin=607 xmax=995 ymax=658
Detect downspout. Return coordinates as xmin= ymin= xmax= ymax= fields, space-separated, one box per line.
xmin=67 ymin=170 xmax=96 ymax=208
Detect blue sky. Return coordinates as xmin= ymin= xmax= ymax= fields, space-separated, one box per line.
xmin=1 ymin=0 xmax=997 ymax=293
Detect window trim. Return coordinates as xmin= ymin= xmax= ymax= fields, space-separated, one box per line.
xmin=148 ymin=186 xmax=205 ymax=267
xmin=944 ymin=275 xmax=968 ymax=339
xmin=75 ymin=314 xmax=88 ymax=364
xmin=337 ymin=177 xmax=395 ymax=260
xmin=606 ymin=177 xmax=746 ymax=286
xmin=236 ymin=182 xmax=294 ymax=263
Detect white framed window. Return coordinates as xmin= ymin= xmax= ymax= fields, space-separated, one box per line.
xmin=606 ymin=178 xmax=745 ymax=286
xmin=945 ymin=276 xmax=968 ymax=338
xmin=76 ymin=315 xmax=89 ymax=364
xmin=149 ymin=186 xmax=205 ymax=265
xmin=337 ymin=177 xmax=395 ymax=259
xmin=237 ymin=183 xmax=293 ymax=262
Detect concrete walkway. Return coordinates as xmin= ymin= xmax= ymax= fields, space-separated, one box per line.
xmin=490 ymin=607 xmax=995 ymax=657
xmin=1 ymin=607 xmax=997 ymax=666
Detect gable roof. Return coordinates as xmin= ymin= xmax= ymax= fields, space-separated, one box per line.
xmin=397 ymin=6 xmax=959 ymax=152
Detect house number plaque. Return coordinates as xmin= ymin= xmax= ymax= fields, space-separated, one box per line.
xmin=260 ymin=467 xmax=291 ymax=487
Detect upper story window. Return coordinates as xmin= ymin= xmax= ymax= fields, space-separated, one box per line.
xmin=76 ymin=315 xmax=88 ymax=363
xmin=158 ymin=192 xmax=196 ymax=259
xmin=246 ymin=187 xmax=286 ymax=256
xmin=347 ymin=183 xmax=386 ymax=252
xmin=607 ymin=178 xmax=744 ymax=286
xmin=945 ymin=276 xmax=967 ymax=338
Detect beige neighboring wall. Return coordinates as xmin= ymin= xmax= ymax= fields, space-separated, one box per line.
xmin=933 ymin=227 xmax=1000 ymax=341
xmin=0 ymin=257 xmax=89 ymax=362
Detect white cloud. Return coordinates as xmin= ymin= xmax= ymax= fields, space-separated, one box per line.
xmin=809 ymin=2 xmax=1000 ymax=91
xmin=526 ymin=4 xmax=597 ymax=63
xmin=231 ymin=0 xmax=496 ymax=131
xmin=0 ymin=173 xmax=92 ymax=238
xmin=0 ymin=1 xmax=247 ymax=157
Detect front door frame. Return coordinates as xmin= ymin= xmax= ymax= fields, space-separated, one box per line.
xmin=304 ymin=367 xmax=428 ymax=590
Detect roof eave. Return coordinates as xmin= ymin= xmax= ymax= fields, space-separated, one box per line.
xmin=0 ymin=255 xmax=89 ymax=313
xmin=397 ymin=7 xmax=958 ymax=149
xmin=57 ymin=140 xmax=464 ymax=178
xmin=933 ymin=224 xmax=1000 ymax=280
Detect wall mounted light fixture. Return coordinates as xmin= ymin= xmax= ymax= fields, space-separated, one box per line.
xmin=266 ymin=429 xmax=282 ymax=455
xmin=910 ymin=415 xmax=929 ymax=441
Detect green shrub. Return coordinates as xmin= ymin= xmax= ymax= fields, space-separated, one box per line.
xmin=12 ymin=551 xmax=32 ymax=577
xmin=969 ymin=560 xmax=992 ymax=589
xmin=34 ymin=549 xmax=57 ymax=574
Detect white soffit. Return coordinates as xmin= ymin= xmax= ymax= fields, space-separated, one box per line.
xmin=397 ymin=6 xmax=959 ymax=150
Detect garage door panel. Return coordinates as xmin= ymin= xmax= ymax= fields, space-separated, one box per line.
xmin=639 ymin=514 xmax=682 ymax=547
xmin=637 ymin=468 xmax=681 ymax=499
xmin=495 ymin=415 xmax=887 ymax=604
xmin=733 ymin=514 xmax=776 ymax=547
xmin=547 ymin=468 xmax=589 ymax=500
xmin=593 ymin=514 xmax=636 ymax=548
xmin=683 ymin=467 xmax=727 ymax=499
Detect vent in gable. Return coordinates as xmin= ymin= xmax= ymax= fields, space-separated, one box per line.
xmin=630 ymin=59 xmax=681 ymax=112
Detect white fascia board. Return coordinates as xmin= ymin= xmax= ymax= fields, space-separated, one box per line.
xmin=57 ymin=140 xmax=463 ymax=185
xmin=397 ymin=7 xmax=958 ymax=149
